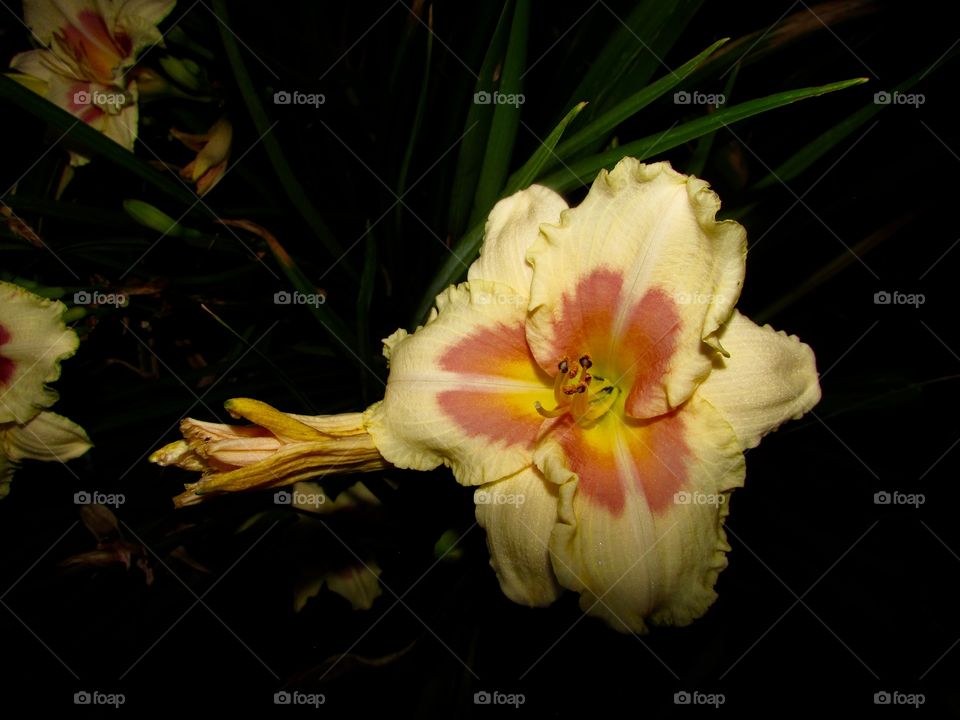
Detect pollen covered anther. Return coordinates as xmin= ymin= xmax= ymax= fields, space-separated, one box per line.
xmin=535 ymin=353 xmax=620 ymax=425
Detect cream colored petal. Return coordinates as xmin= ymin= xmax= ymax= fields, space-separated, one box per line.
xmin=9 ymin=49 xmax=76 ymax=83
xmin=365 ymin=281 xmax=552 ymax=487
xmin=95 ymin=94 xmax=138 ymax=153
xmin=525 ymin=159 xmax=746 ymax=420
xmin=115 ymin=0 xmax=177 ymax=54
xmin=0 ymin=281 xmax=79 ymax=424
xmin=538 ymin=395 xmax=745 ymax=632
xmin=467 ymin=185 xmax=568 ymax=297
xmin=2 ymin=411 xmax=92 ymax=463
xmin=474 ymin=467 xmax=562 ymax=607
xmin=24 ymin=0 xmax=102 ymax=44
xmin=696 ymin=310 xmax=821 ymax=450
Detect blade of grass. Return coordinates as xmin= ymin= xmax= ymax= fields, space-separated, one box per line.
xmin=415 ymin=77 xmax=867 ymax=322
xmin=416 ymin=99 xmax=586 ymax=322
xmin=3 ymin=196 xmax=134 ymax=229
xmin=217 ymin=220 xmax=356 ymax=351
xmin=0 ymin=75 xmax=196 ymax=205
xmin=210 ymin=0 xmax=347 ymax=266
xmin=468 ymin=0 xmax=531 ymax=227
xmin=446 ymin=1 xmax=515 ymax=238
xmin=563 ymin=0 xmax=704 ymax=127
xmin=503 ymin=101 xmax=587 ymax=196
xmin=752 ymin=59 xmax=953 ymax=190
xmin=539 ymin=78 xmax=869 ymax=193
xmin=546 ymin=38 xmax=728 ymax=173
xmin=395 ymin=5 xmax=434 ymax=235
xmin=685 ymin=63 xmax=740 ymax=177
xmin=356 ymin=230 xmax=378 ymax=402
xmin=684 ymin=0 xmax=877 ymax=89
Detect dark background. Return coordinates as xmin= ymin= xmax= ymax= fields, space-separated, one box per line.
xmin=1 ymin=0 xmax=957 ymax=715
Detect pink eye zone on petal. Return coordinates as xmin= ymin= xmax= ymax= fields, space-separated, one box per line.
xmin=552 ymin=410 xmax=690 ymax=517
xmin=437 ymin=390 xmax=542 ymax=449
xmin=0 ymin=323 xmax=14 ymax=386
xmin=58 ymin=11 xmax=131 ymax=84
xmin=438 ymin=321 xmax=550 ymax=449
xmin=537 ymin=267 xmax=682 ymax=415
xmin=439 ymin=321 xmax=536 ymax=378
xmin=620 ymin=288 xmax=681 ymax=415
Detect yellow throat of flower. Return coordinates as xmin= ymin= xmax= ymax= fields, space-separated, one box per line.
xmin=534 ymin=354 xmax=621 ymax=426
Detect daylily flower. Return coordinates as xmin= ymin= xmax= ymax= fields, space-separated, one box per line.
xmin=8 ymin=0 xmax=176 ymax=164
xmin=169 ymin=117 xmax=232 ymax=196
xmin=0 ymin=281 xmax=92 ymax=497
xmin=152 ymin=159 xmax=820 ymax=633
xmin=364 ymin=159 xmax=821 ymax=631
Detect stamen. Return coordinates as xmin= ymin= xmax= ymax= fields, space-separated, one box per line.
xmin=535 ymin=401 xmax=569 ymax=418
xmin=536 ymin=352 xmax=618 ymax=424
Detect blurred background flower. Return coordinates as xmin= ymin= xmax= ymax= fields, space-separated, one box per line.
xmin=7 ymin=0 xmax=176 ymax=164
xmin=0 ymin=280 xmax=91 ymax=497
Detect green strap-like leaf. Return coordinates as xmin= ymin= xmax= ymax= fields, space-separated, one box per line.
xmin=445 ymin=1 xmax=515 ymax=238
xmin=752 ymin=60 xmax=949 ymax=190
xmin=468 ymin=0 xmax=531 ymax=227
xmin=0 ymin=74 xmax=196 ymax=206
xmin=415 ymin=77 xmax=867 ymax=323
xmin=546 ymin=38 xmax=728 ymax=173
xmin=503 ymin=101 xmax=587 ymax=196
xmin=539 ymin=78 xmax=868 ymax=193
xmin=211 ymin=0 xmax=346 ymax=263
xmin=563 ymin=0 xmax=705 ymax=129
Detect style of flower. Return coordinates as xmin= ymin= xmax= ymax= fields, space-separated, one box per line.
xmin=0 ymin=281 xmax=92 ymax=498
xmin=8 ymin=0 xmax=176 ymax=164
xmin=364 ymin=159 xmax=821 ymax=631
xmin=152 ymin=158 xmax=820 ymax=633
